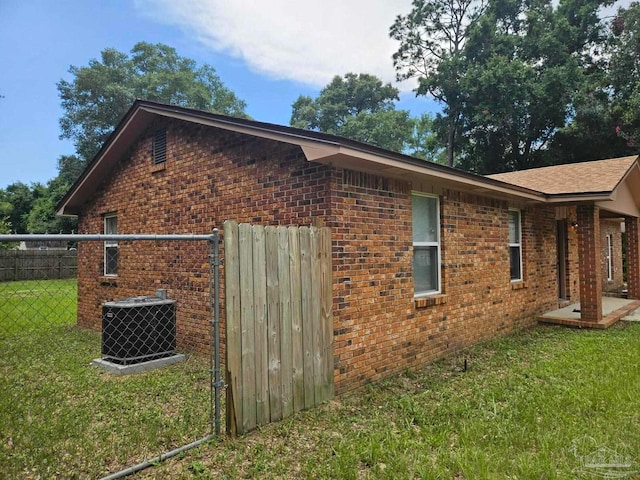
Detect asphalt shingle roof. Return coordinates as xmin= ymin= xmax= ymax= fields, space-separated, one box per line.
xmin=487 ymin=156 xmax=638 ymax=195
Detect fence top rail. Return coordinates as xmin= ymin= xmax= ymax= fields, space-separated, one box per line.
xmin=0 ymin=234 xmax=216 ymax=242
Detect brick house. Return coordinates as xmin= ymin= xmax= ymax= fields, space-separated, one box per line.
xmin=57 ymin=100 xmax=640 ymax=393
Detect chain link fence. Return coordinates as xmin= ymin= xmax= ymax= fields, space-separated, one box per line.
xmin=0 ymin=234 xmax=222 ymax=479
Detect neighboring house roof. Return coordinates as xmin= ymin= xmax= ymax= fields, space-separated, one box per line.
xmin=56 ymin=100 xmax=545 ymax=216
xmin=487 ymin=156 xmax=639 ymax=195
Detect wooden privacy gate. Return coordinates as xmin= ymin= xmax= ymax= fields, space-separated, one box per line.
xmin=224 ymin=221 xmax=333 ymax=435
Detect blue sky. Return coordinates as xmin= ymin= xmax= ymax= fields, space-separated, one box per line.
xmin=0 ymin=0 xmax=437 ymax=189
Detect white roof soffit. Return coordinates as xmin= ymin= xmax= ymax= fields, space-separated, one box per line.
xmin=59 ymin=102 xmax=551 ymax=215
xmin=302 ymin=145 xmax=544 ymax=202
xmin=143 ymin=105 xmax=545 ymax=202
xmin=597 ymin=172 xmax=640 ymax=217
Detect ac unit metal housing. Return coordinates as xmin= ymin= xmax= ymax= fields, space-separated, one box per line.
xmin=102 ymin=295 xmax=176 ymax=365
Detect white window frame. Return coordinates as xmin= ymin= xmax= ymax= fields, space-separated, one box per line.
xmin=509 ymin=209 xmax=523 ymax=282
xmin=104 ymin=213 xmax=118 ymax=277
xmin=412 ymin=192 xmax=441 ymax=297
xmin=606 ymin=234 xmax=613 ymax=281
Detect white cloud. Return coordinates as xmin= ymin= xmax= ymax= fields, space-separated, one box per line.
xmin=136 ymin=0 xmax=635 ymax=93
xmin=135 ymin=0 xmax=413 ymax=89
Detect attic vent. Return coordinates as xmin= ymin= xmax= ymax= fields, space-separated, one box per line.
xmin=152 ymin=129 xmax=167 ymax=165
xmin=342 ymin=170 xmax=408 ymax=194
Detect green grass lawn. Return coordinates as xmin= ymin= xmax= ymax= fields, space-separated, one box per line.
xmin=0 ymin=279 xmax=212 ymax=479
xmin=1 ymin=279 xmax=639 ymax=479
xmin=148 ymin=322 xmax=640 ymax=480
xmin=0 ymin=278 xmax=77 ymax=335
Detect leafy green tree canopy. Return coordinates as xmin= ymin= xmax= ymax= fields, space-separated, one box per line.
xmin=290 ymin=73 xmax=418 ymax=153
xmin=457 ymin=0 xmax=612 ymax=173
xmin=58 ymin=42 xmax=248 ymax=162
xmin=26 ymin=156 xmax=80 ymax=234
xmin=390 ymin=0 xmax=486 ymax=166
xmin=0 ymin=217 xmax=17 ymax=250
xmin=0 ymin=182 xmax=39 ymax=234
xmin=609 ymin=2 xmax=640 ymax=151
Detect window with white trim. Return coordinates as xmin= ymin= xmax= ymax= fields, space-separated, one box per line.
xmin=606 ymin=234 xmax=613 ymax=281
xmin=104 ymin=214 xmax=118 ymax=276
xmin=412 ymin=193 xmax=441 ymax=296
xmin=508 ymin=209 xmax=522 ymax=281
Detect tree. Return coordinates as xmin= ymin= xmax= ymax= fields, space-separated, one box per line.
xmin=0 ymin=217 xmax=17 ymax=250
xmin=56 ymin=155 xmax=85 ymax=186
xmin=0 ymin=182 xmax=39 ymax=234
xmin=457 ymin=0 xmax=612 ymax=173
xmin=58 ymin=42 xmax=248 ymax=162
xmin=390 ymin=0 xmax=486 ymax=167
xmin=290 ymin=73 xmax=417 ymax=153
xmin=26 ymin=156 xmax=81 ymax=234
xmin=608 ymin=2 xmax=640 ymax=152
xmin=26 ymin=180 xmax=77 ymax=234
xmin=408 ymin=114 xmax=447 ymax=162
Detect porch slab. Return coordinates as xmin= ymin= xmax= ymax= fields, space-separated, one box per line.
xmin=540 ymin=297 xmax=640 ymax=329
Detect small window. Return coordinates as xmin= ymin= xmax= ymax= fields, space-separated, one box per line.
xmin=606 ymin=234 xmax=613 ymax=281
xmin=152 ymin=129 xmax=167 ymax=165
xmin=104 ymin=214 xmax=118 ymax=276
xmin=509 ymin=209 xmax=522 ymax=281
xmin=412 ymin=193 xmax=441 ymax=296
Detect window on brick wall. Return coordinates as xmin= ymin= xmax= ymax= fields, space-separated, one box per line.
xmin=606 ymin=234 xmax=613 ymax=281
xmin=509 ymin=209 xmax=523 ymax=281
xmin=104 ymin=213 xmax=118 ymax=276
xmin=412 ymin=193 xmax=441 ymax=296
xmin=152 ymin=129 xmax=167 ymax=165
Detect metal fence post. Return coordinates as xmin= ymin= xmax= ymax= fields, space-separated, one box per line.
xmin=209 ymin=228 xmax=223 ymax=435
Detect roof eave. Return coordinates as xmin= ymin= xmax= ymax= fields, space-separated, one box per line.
xmin=57 ymin=100 xmax=547 ymax=215
xmin=545 ymin=192 xmax=614 ymax=203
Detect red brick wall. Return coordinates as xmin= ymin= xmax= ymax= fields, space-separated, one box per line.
xmin=78 ymin=118 xmax=559 ymax=393
xmin=328 ymin=172 xmax=558 ymax=392
xmin=626 ymin=216 xmax=640 ymax=299
xmin=600 ymin=219 xmax=624 ymax=293
xmin=77 ymin=119 xmax=331 ymax=351
xmin=566 ymin=208 xmax=581 ymax=301
xmin=576 ymin=205 xmax=602 ymax=322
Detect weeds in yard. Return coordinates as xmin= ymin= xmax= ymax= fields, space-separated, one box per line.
xmin=145 ymin=322 xmax=640 ymax=479
xmin=0 ymin=279 xmax=213 ymax=478
xmin=2 ymin=280 xmax=640 ymax=479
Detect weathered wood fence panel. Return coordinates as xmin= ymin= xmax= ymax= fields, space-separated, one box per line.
xmin=224 ymin=221 xmax=333 ymax=435
xmin=0 ymin=250 xmax=77 ymax=282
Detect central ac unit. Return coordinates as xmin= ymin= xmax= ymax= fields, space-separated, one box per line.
xmin=102 ymin=295 xmax=176 ymax=365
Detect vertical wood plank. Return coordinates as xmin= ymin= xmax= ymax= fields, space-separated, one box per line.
xmin=299 ymin=227 xmax=315 ymax=408
xmin=265 ymin=226 xmax=282 ymax=422
xmin=278 ymin=226 xmax=293 ymax=419
xmin=252 ymin=225 xmax=270 ymax=426
xmin=288 ymin=227 xmax=305 ymax=412
xmin=320 ymin=227 xmax=334 ymax=401
xmin=239 ymin=223 xmax=256 ymax=433
xmin=223 ymin=220 xmax=242 ymax=436
xmin=310 ymin=227 xmax=324 ymax=404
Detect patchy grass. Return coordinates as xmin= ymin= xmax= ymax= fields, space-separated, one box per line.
xmin=2 ymin=279 xmax=639 ymax=478
xmin=0 ymin=279 xmax=77 ymax=334
xmin=146 ymin=322 xmax=640 ymax=479
xmin=0 ymin=279 xmax=212 ymax=478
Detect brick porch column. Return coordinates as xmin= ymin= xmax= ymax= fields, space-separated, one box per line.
xmin=577 ymin=205 xmax=602 ymax=322
xmin=625 ymin=216 xmax=640 ymax=299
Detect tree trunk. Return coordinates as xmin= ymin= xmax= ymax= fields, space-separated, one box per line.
xmin=447 ymin=120 xmax=456 ymax=168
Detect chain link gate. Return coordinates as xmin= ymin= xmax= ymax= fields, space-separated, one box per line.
xmin=0 ymin=232 xmax=223 ymax=479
